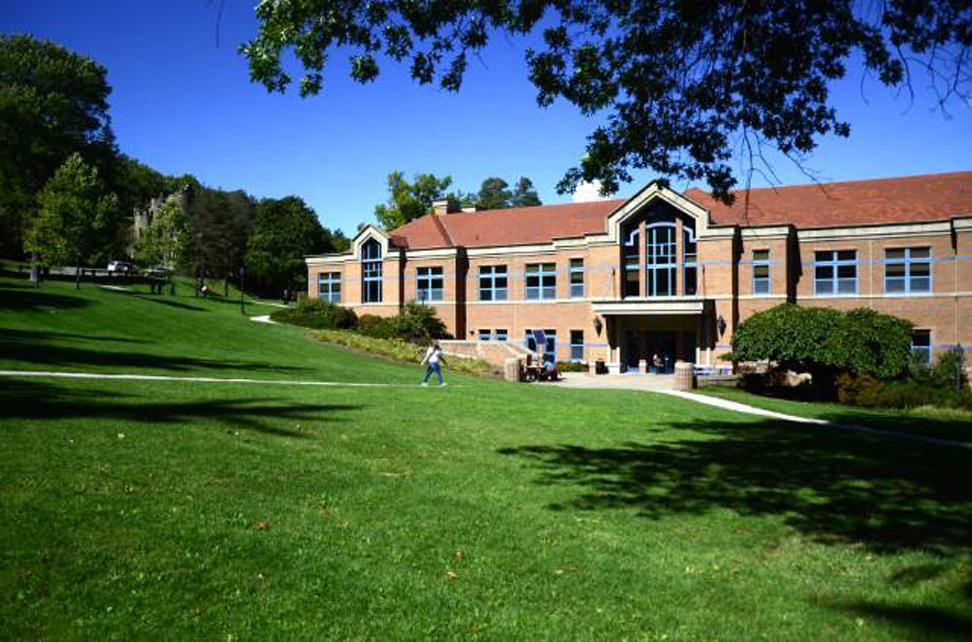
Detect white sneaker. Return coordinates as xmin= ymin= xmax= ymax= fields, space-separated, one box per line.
xmin=420 ymin=382 xmax=429 ymax=387
xmin=439 ymin=382 xmax=447 ymax=387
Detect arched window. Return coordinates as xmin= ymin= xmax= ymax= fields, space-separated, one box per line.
xmin=361 ymin=239 xmax=382 ymax=303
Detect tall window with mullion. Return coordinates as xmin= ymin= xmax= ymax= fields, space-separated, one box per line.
xmin=525 ymin=263 xmax=556 ymax=300
xmin=752 ymin=249 xmax=770 ymax=295
xmin=683 ymin=229 xmax=697 ymax=295
xmin=361 ymin=239 xmax=382 ymax=303
xmin=317 ymin=271 xmax=341 ymax=303
xmin=478 ymin=265 xmax=508 ymax=301
xmin=524 ymin=329 xmax=557 ymax=362
xmin=569 ymin=258 xmax=585 ymax=298
xmin=814 ymin=250 xmax=857 ymax=295
xmin=885 ymin=247 xmax=931 ymax=294
xmin=416 ymin=266 xmax=444 ymax=302
xmin=646 ymin=223 xmax=676 ymax=296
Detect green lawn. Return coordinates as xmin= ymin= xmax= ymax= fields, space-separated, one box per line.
xmin=699 ymin=385 xmax=972 ymax=445
xmin=1 ymin=276 xmax=970 ymax=640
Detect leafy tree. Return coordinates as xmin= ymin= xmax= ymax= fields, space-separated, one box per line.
xmin=243 ymin=1 xmax=971 ymax=203
xmin=476 ymin=177 xmax=513 ymax=210
xmin=374 ymin=171 xmax=452 ymax=229
xmin=510 ymin=177 xmax=542 ymax=207
xmin=134 ymin=199 xmax=189 ymax=270
xmin=186 ymin=185 xmax=254 ymax=286
xmin=826 ymin=307 xmax=913 ymax=380
xmin=0 ymin=34 xmax=115 ymax=258
xmin=245 ymin=196 xmax=333 ymax=292
xmin=24 ymin=153 xmax=117 ymax=288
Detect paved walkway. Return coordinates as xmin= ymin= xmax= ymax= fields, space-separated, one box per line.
xmin=250 ymin=315 xmax=277 ymax=324
xmin=557 ymin=371 xmax=676 ymax=390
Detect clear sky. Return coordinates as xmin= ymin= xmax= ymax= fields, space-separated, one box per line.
xmin=4 ymin=0 xmax=971 ymax=236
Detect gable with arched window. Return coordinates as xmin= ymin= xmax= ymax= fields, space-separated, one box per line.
xmin=620 ymin=204 xmax=697 ymax=298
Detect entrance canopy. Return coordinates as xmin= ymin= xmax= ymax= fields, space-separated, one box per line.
xmin=592 ymin=299 xmax=706 ymax=316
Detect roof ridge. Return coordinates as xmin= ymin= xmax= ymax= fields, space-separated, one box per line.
xmin=429 ymin=213 xmax=455 ymax=247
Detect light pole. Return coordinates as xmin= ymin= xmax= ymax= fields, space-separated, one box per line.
xmin=239 ymin=265 xmax=246 ymax=315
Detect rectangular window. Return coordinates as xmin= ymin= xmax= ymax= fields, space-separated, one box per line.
xmin=569 ymin=330 xmax=584 ymax=362
xmin=912 ymin=329 xmax=932 ymax=365
xmin=683 ymin=230 xmax=697 ymax=296
xmin=569 ymin=258 xmax=584 ymax=298
xmin=416 ymin=266 xmax=444 ymax=302
xmin=623 ymin=229 xmax=640 ymax=298
xmin=478 ymin=329 xmax=491 ymax=341
xmin=525 ymin=263 xmax=556 ymax=300
xmin=495 ymin=328 xmax=508 ymax=342
xmin=478 ymin=265 xmax=508 ymax=301
xmin=885 ymin=247 xmax=931 ymax=294
xmin=317 ymin=272 xmax=341 ymax=303
xmin=752 ymin=249 xmax=770 ymax=295
xmin=524 ymin=328 xmax=556 ymax=362
xmin=814 ymin=250 xmax=857 ymax=295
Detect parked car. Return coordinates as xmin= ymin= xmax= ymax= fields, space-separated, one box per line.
xmin=106 ymin=260 xmax=134 ymax=275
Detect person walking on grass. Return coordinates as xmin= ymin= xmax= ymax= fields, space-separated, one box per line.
xmin=420 ymin=341 xmax=447 ymax=387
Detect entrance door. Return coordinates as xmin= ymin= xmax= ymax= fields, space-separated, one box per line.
xmin=648 ymin=332 xmax=676 ymax=374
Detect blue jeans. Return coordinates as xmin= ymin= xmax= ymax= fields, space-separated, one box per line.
xmin=422 ymin=362 xmax=443 ymax=384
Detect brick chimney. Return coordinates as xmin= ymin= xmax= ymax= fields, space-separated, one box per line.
xmin=432 ymin=198 xmax=458 ymax=215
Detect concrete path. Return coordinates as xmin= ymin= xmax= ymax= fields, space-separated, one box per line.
xmin=557 ymin=371 xmax=676 ymax=390
xmin=250 ymin=315 xmax=277 ymax=324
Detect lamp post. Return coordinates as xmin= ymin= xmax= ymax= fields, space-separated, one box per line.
xmin=239 ymin=265 xmax=246 ymax=315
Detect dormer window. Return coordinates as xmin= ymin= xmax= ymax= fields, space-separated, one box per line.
xmin=361 ymin=238 xmax=382 ymax=303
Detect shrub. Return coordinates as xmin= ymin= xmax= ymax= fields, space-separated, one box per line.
xmin=357 ymin=314 xmax=396 ymax=339
xmin=270 ymin=298 xmax=358 ymax=330
xmin=731 ymin=304 xmax=914 ymax=397
xmin=836 ymin=372 xmax=882 ymax=405
xmin=557 ymin=361 xmax=587 ymax=373
xmin=394 ymin=301 xmax=448 ymax=342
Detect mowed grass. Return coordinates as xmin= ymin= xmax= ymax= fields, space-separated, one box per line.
xmin=1 ymin=276 xmax=971 ymax=640
xmin=699 ymin=385 xmax=972 ymax=445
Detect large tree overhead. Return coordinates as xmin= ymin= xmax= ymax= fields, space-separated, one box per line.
xmin=0 ymin=34 xmax=116 ymax=257
xmin=242 ymin=1 xmax=971 ymax=203
xmin=374 ymin=171 xmax=453 ymax=229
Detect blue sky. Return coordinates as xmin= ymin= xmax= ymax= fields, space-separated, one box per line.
xmin=4 ymin=0 xmax=971 ymax=236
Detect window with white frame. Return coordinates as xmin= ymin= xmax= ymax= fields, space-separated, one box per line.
xmin=478 ymin=329 xmax=491 ymax=341
xmin=911 ymin=329 xmax=932 ymax=365
xmin=478 ymin=265 xmax=508 ymax=301
xmin=495 ymin=328 xmax=508 ymax=342
xmin=416 ymin=266 xmax=444 ymax=302
xmin=569 ymin=330 xmax=584 ymax=362
xmin=752 ymin=249 xmax=770 ymax=295
xmin=885 ymin=247 xmax=931 ymax=294
xmin=317 ymin=272 xmax=341 ymax=303
xmin=569 ymin=258 xmax=584 ymax=298
xmin=622 ymin=227 xmax=640 ymax=297
xmin=361 ymin=239 xmax=382 ymax=303
xmin=524 ymin=328 xmax=556 ymax=362
xmin=814 ymin=250 xmax=857 ymax=295
xmin=525 ymin=263 xmax=556 ymax=300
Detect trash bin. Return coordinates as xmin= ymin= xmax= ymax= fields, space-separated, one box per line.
xmin=674 ymin=361 xmax=695 ymax=390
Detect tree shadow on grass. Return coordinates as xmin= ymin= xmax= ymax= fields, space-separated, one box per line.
xmin=498 ymin=418 xmax=972 ymax=556
xmin=836 ymin=602 xmax=972 ymax=641
xmin=0 ymin=328 xmax=308 ymax=374
xmin=0 ymin=380 xmax=359 ymax=438
xmin=0 ymin=285 xmax=90 ymax=311
xmin=0 ymin=328 xmax=147 ymax=344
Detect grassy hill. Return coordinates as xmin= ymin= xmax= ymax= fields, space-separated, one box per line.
xmin=1 ymin=276 xmax=970 ymax=640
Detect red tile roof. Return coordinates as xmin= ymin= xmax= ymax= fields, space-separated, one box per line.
xmin=687 ymin=171 xmax=972 ymax=228
xmin=387 ymin=172 xmax=972 ymax=249
xmin=390 ymin=199 xmax=624 ymax=249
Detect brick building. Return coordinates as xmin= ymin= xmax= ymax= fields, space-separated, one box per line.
xmin=306 ymin=172 xmax=972 ymax=373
